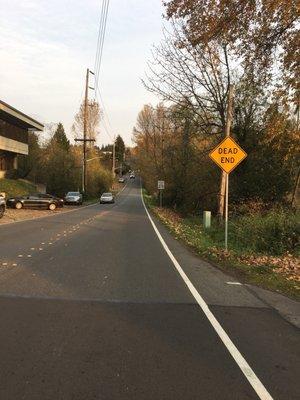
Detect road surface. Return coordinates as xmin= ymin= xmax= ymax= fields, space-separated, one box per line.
xmin=0 ymin=178 xmax=299 ymax=399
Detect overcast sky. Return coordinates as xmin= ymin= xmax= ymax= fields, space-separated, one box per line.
xmin=0 ymin=0 xmax=165 ymax=145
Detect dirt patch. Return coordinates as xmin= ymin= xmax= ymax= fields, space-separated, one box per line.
xmin=0 ymin=206 xmax=80 ymax=225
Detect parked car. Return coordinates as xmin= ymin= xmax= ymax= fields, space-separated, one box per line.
xmin=100 ymin=192 xmax=115 ymax=204
xmin=0 ymin=195 xmax=5 ymax=218
xmin=118 ymin=177 xmax=125 ymax=183
xmin=64 ymin=191 xmax=83 ymax=205
xmin=130 ymin=173 xmax=135 ymax=179
xmin=6 ymin=193 xmax=64 ymax=211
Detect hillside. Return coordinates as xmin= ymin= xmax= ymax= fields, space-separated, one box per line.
xmin=0 ymin=179 xmax=37 ymax=198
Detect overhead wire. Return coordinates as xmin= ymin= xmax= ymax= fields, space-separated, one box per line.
xmin=93 ymin=0 xmax=114 ymax=143
xmin=94 ymin=0 xmax=110 ymax=90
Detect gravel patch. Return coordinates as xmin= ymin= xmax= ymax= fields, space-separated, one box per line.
xmin=0 ymin=206 xmax=80 ymax=225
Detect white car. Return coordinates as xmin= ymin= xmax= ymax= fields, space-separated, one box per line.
xmin=129 ymin=173 xmax=135 ymax=179
xmin=64 ymin=191 xmax=83 ymax=205
xmin=100 ymin=192 xmax=115 ymax=204
xmin=118 ymin=177 xmax=125 ymax=183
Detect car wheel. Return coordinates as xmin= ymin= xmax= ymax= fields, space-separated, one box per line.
xmin=15 ymin=202 xmax=23 ymax=210
xmin=49 ymin=203 xmax=56 ymax=211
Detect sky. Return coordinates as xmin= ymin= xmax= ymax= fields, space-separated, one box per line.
xmin=0 ymin=0 xmax=165 ymax=146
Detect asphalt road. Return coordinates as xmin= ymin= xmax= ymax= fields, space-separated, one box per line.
xmin=0 ymin=178 xmax=299 ymax=400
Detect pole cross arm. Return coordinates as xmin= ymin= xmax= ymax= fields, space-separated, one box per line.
xmin=75 ymin=138 xmax=96 ymax=142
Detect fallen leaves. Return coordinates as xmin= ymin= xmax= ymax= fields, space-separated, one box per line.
xmin=152 ymin=206 xmax=300 ymax=286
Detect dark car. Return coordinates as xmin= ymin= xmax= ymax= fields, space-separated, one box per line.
xmin=0 ymin=196 xmax=5 ymax=218
xmin=6 ymin=193 xmax=64 ymax=211
xmin=64 ymin=191 xmax=83 ymax=205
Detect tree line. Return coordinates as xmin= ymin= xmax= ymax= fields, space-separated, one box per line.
xmin=133 ymin=0 xmax=299 ymax=215
xmin=18 ymin=123 xmax=113 ymax=198
xmin=17 ymin=100 xmax=127 ymax=198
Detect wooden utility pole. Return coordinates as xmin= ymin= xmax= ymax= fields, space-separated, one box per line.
xmin=112 ymin=137 xmax=116 ymax=178
xmin=83 ymin=68 xmax=89 ymax=193
xmin=75 ymin=68 xmax=95 ymax=194
xmin=218 ymin=84 xmax=234 ymax=219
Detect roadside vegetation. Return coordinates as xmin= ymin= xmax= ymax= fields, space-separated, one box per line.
xmin=135 ymin=1 xmax=299 ymax=299
xmin=0 ymin=178 xmax=37 ymax=198
xmin=144 ymin=190 xmax=299 ymax=299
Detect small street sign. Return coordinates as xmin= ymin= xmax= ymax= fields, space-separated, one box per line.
xmin=158 ymin=180 xmax=165 ymax=190
xmin=209 ymin=137 xmax=247 ymax=174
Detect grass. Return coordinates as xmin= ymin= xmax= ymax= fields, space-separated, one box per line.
xmin=142 ymin=189 xmax=300 ymax=300
xmin=0 ymin=178 xmax=37 ymax=198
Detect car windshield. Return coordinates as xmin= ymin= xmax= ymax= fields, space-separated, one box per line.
xmin=102 ymin=193 xmax=112 ymax=197
xmin=67 ymin=192 xmax=80 ymax=196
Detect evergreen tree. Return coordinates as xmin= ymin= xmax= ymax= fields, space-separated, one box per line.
xmin=53 ymin=123 xmax=70 ymax=150
xmin=115 ymin=135 xmax=125 ymax=163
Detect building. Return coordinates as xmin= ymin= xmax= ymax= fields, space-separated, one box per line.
xmin=0 ymin=100 xmax=44 ymax=178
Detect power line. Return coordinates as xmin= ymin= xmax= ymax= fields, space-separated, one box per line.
xmin=94 ymin=0 xmax=110 ymax=89
xmin=93 ymin=0 xmax=114 ymax=143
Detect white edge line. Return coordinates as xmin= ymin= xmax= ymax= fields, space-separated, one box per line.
xmin=0 ymin=181 xmax=128 ymax=227
xmin=140 ymin=186 xmax=273 ymax=400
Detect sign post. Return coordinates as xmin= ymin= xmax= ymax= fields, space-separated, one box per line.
xmin=157 ymin=180 xmax=165 ymax=208
xmin=209 ymin=137 xmax=247 ymax=250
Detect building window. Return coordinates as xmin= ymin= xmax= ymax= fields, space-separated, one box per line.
xmin=0 ymin=154 xmax=14 ymax=171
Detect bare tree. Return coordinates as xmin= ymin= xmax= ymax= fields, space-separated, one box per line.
xmin=143 ymin=22 xmax=235 ymax=217
xmin=72 ymin=100 xmax=101 ymax=144
xmin=143 ymin=23 xmax=233 ymax=136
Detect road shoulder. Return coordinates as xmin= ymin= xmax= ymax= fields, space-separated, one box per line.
xmin=145 ymin=204 xmax=300 ymax=329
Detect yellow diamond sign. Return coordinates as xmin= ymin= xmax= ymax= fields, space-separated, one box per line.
xmin=209 ymin=136 xmax=247 ymax=174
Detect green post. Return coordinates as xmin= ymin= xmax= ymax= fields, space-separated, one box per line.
xmin=203 ymin=211 xmax=211 ymax=229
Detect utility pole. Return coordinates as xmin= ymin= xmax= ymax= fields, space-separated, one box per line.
xmin=83 ymin=68 xmax=89 ymax=193
xmin=75 ymin=68 xmax=95 ymax=194
xmin=218 ymin=84 xmax=234 ymax=220
xmin=112 ymin=137 xmax=116 ymax=178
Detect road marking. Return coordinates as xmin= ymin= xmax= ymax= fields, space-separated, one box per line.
xmin=2 ymin=263 xmax=8 ymax=266
xmin=27 ymin=255 xmax=32 ymax=258
xmin=227 ymin=281 xmax=242 ymax=285
xmin=140 ymin=186 xmax=273 ymax=400
xmin=18 ymin=255 xmax=23 ymax=258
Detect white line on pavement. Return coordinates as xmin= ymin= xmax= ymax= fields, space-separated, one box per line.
xmin=140 ymin=186 xmax=273 ymax=400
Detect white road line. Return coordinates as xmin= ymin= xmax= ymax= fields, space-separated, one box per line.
xmin=140 ymin=186 xmax=273 ymax=400
xmin=227 ymin=281 xmax=242 ymax=285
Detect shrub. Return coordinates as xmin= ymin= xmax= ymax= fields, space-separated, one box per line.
xmin=227 ymin=209 xmax=299 ymax=255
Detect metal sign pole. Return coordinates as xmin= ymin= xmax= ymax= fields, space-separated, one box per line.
xmin=159 ymin=189 xmax=162 ymax=208
xmin=225 ymin=173 xmax=229 ymax=250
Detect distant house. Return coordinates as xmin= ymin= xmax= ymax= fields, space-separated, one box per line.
xmin=0 ymin=100 xmax=44 ymax=178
